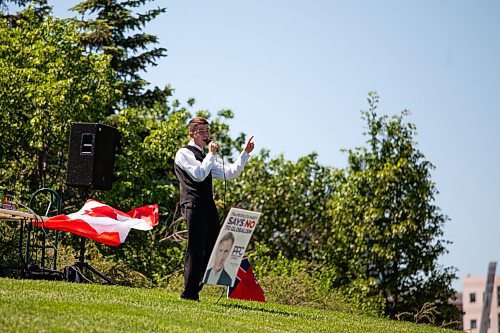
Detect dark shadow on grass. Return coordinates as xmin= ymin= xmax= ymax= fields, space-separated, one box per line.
xmin=219 ymin=302 xmax=301 ymax=318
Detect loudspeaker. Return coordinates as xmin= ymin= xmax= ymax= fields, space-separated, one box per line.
xmin=66 ymin=123 xmax=119 ymax=190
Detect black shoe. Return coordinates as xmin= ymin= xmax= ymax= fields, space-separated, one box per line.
xmin=179 ymin=293 xmax=199 ymax=301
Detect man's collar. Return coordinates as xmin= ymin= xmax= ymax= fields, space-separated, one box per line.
xmin=188 ymin=140 xmax=204 ymax=152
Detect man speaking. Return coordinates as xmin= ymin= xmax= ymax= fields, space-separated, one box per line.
xmin=174 ymin=117 xmax=254 ymax=301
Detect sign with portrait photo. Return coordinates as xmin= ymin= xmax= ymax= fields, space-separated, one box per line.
xmin=203 ymin=207 xmax=261 ymax=287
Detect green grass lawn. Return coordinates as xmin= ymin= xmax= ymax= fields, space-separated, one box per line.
xmin=0 ymin=278 xmax=455 ymax=333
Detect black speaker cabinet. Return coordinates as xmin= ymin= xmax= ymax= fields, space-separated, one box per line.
xmin=66 ymin=123 xmax=119 ymax=190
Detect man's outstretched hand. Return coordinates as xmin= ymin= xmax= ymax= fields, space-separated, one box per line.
xmin=244 ymin=136 xmax=255 ymax=154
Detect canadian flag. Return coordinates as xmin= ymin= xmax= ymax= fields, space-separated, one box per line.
xmin=38 ymin=199 xmax=159 ymax=246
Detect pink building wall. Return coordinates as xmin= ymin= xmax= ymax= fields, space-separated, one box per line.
xmin=462 ymin=275 xmax=500 ymax=332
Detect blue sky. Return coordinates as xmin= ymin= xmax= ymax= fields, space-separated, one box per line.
xmin=47 ymin=0 xmax=500 ymax=289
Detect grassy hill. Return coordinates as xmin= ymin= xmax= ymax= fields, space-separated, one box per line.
xmin=0 ymin=278 xmax=455 ymax=333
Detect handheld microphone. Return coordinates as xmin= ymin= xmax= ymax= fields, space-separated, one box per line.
xmin=205 ymin=138 xmax=222 ymax=157
xmin=205 ymin=138 xmax=219 ymax=154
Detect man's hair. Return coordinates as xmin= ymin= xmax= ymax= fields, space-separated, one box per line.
xmin=219 ymin=232 xmax=235 ymax=246
xmin=188 ymin=117 xmax=209 ymax=134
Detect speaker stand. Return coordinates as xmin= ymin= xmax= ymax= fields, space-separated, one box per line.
xmin=63 ymin=188 xmax=117 ymax=285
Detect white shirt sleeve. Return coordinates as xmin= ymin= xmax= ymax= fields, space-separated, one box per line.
xmin=211 ymin=151 xmax=250 ymax=180
xmin=175 ymin=145 xmax=251 ymax=182
xmin=174 ymin=147 xmax=217 ymax=182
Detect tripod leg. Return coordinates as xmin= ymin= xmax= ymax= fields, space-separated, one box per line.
xmin=63 ymin=264 xmax=88 ymax=283
xmin=83 ymin=263 xmax=117 ymax=285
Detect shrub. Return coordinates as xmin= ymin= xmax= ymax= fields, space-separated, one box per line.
xmin=249 ymin=242 xmax=384 ymax=316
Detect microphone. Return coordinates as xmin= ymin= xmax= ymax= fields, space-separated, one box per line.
xmin=204 ymin=138 xmax=211 ymax=145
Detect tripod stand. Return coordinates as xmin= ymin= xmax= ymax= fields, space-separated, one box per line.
xmin=63 ymin=188 xmax=116 ymax=285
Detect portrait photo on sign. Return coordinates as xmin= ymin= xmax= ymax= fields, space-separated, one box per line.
xmin=203 ymin=231 xmax=234 ymax=286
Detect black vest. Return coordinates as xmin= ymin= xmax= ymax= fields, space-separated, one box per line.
xmin=174 ymin=145 xmax=214 ymax=206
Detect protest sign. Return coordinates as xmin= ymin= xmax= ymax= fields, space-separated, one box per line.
xmin=203 ymin=208 xmax=261 ymax=287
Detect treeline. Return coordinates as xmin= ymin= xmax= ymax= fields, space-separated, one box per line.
xmin=0 ymin=1 xmax=460 ymax=327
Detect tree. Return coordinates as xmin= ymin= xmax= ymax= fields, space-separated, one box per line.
xmin=72 ymin=0 xmax=170 ymax=110
xmin=0 ymin=7 xmax=118 ymax=279
xmin=218 ymin=150 xmax=340 ymax=261
xmin=326 ymin=92 xmax=459 ymax=324
xmin=0 ymin=7 xmax=117 ymax=198
xmin=0 ymin=1 xmax=50 ymax=21
xmin=0 ymin=0 xmax=45 ymax=9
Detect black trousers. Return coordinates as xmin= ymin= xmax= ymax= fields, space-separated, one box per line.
xmin=180 ymin=202 xmax=220 ymax=299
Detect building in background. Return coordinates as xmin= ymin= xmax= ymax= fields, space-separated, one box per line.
xmin=462 ymin=274 xmax=500 ymax=333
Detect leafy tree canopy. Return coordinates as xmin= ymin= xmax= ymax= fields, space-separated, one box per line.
xmin=0 ymin=7 xmax=117 ymax=197
xmin=326 ymin=92 xmax=458 ymax=323
xmin=219 ymin=151 xmax=340 ymax=261
xmin=72 ymin=0 xmax=170 ymax=109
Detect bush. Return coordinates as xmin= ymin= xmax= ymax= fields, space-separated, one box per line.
xmin=249 ymin=242 xmax=384 ymax=316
